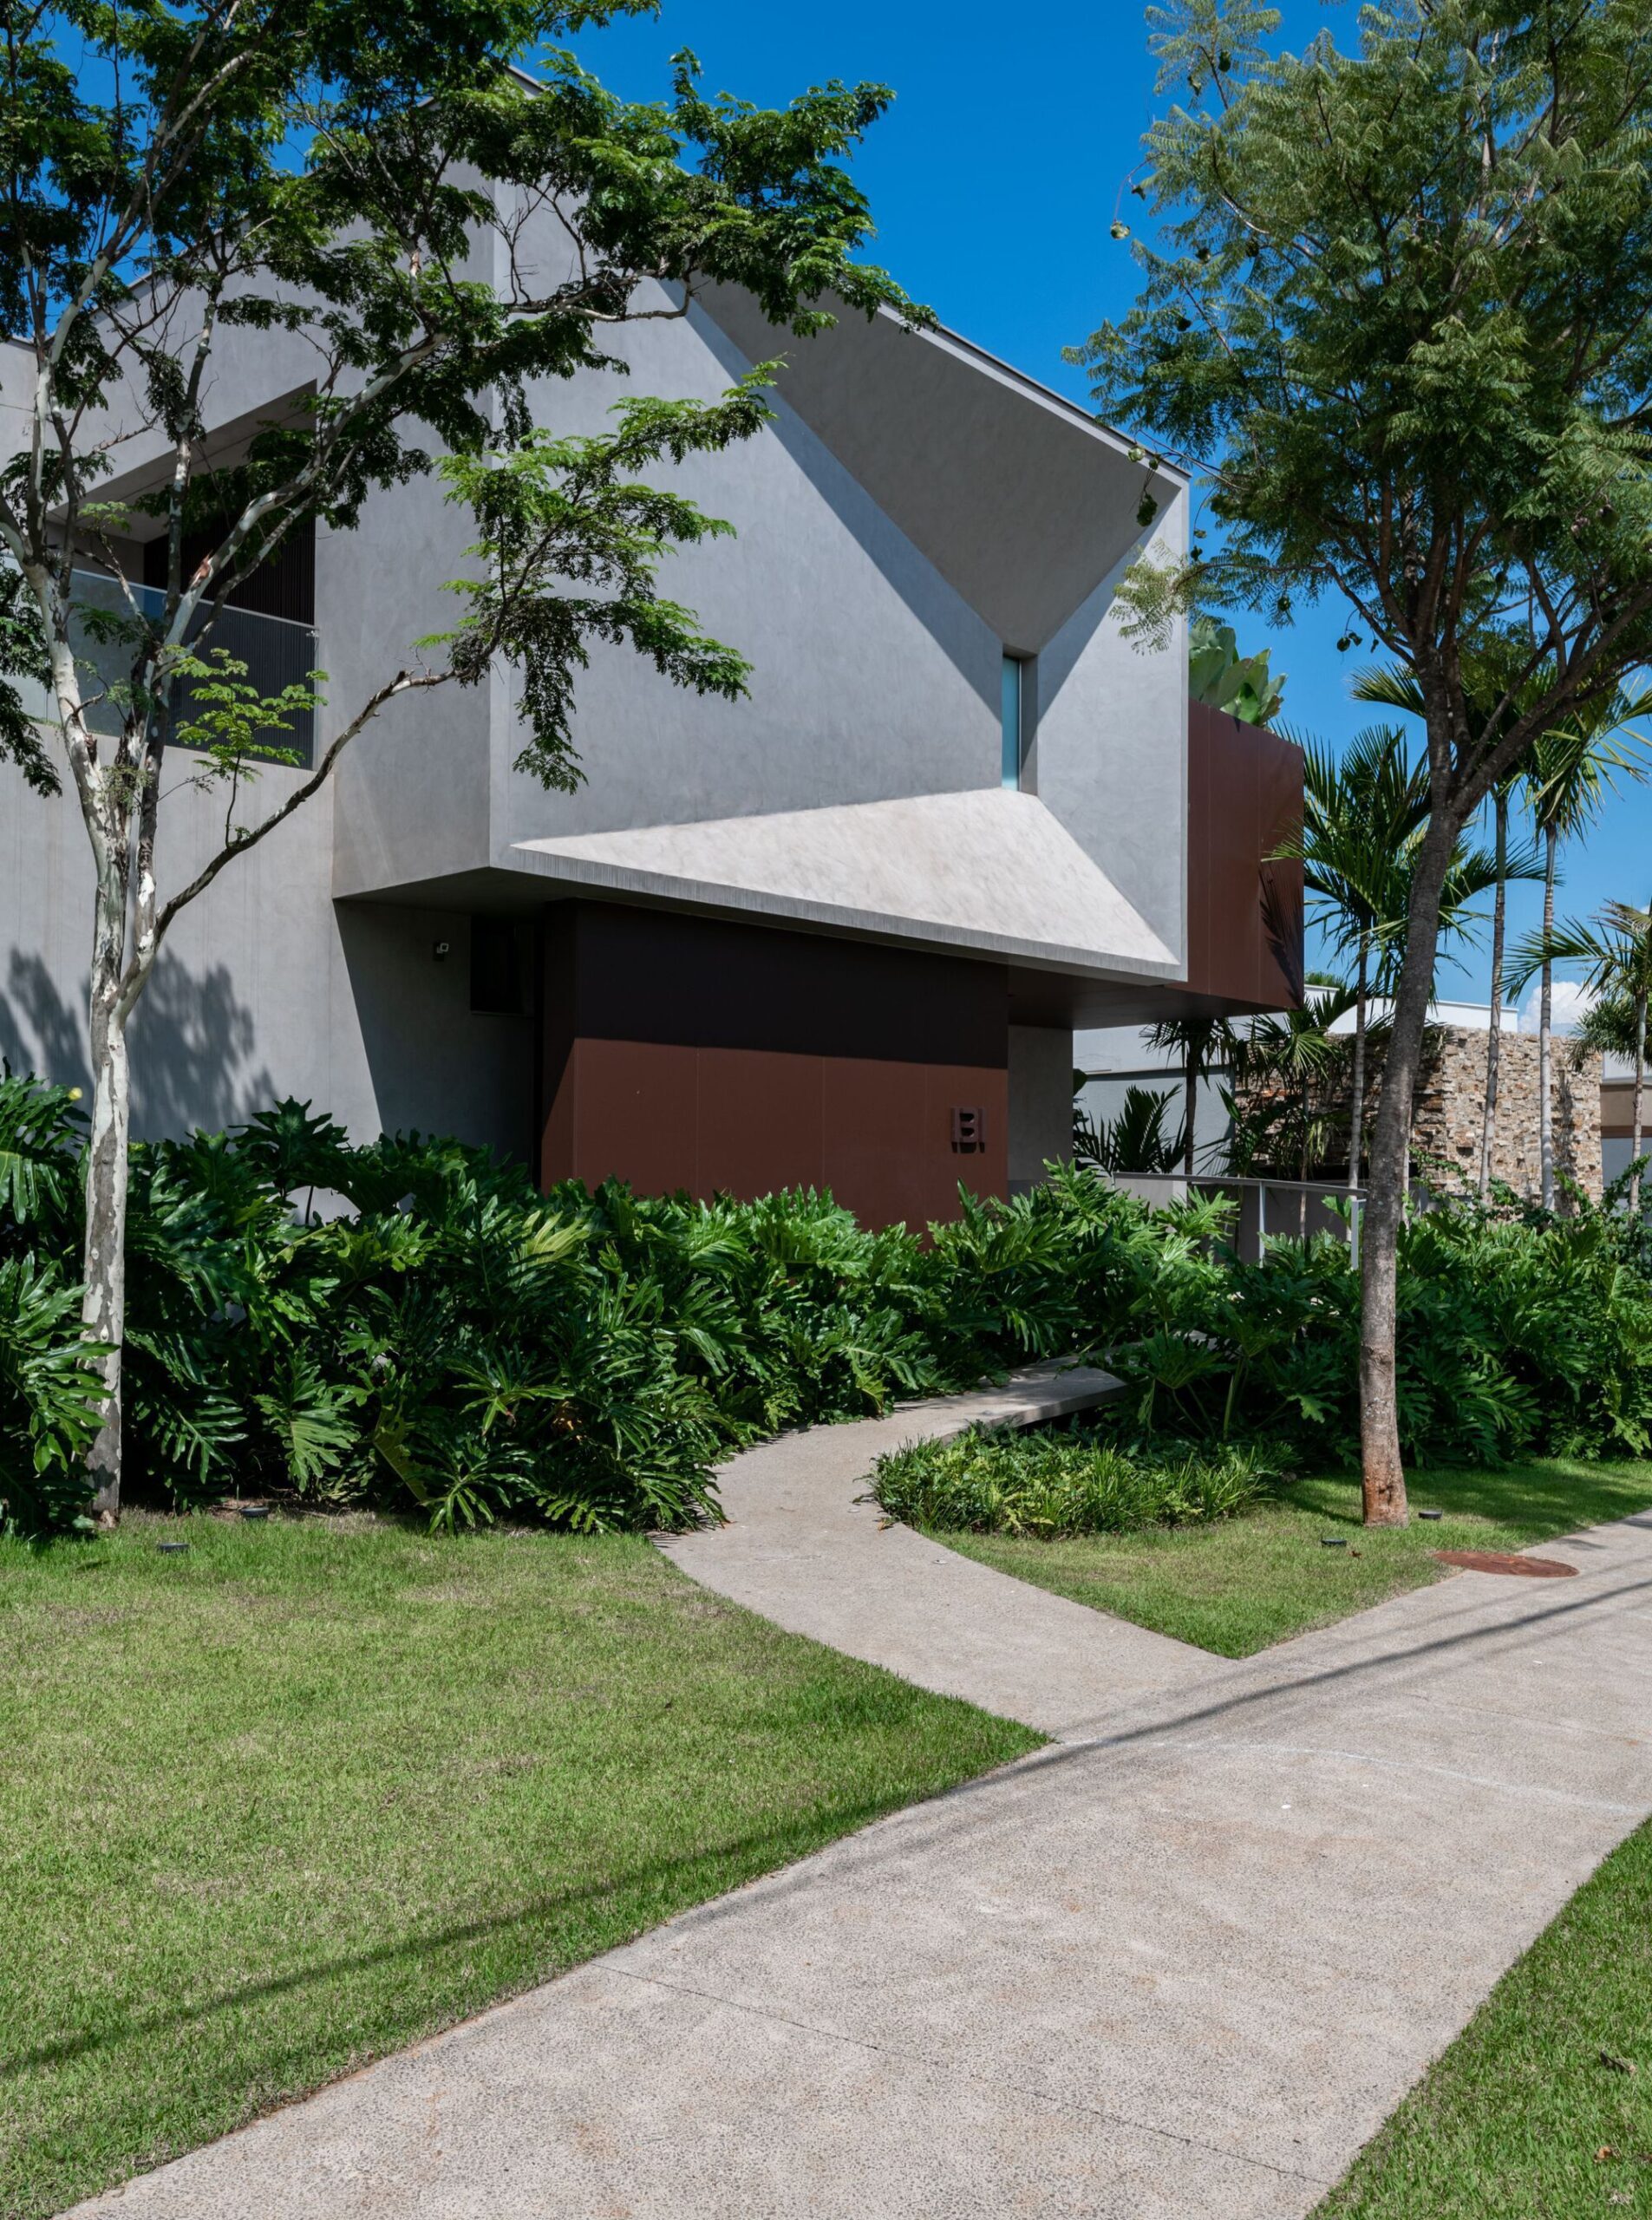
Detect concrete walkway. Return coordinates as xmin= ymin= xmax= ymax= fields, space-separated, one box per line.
xmin=69 ymin=1382 xmax=1652 ymax=2219
xmin=661 ymin=1363 xmax=1210 ymax=1735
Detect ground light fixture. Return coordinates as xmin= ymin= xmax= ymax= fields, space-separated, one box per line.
xmin=1419 ymin=1508 xmax=1443 ymax=1521
xmin=156 ymin=1541 xmax=189 ymax=1554
xmin=238 ymin=1505 xmax=270 ymax=1521
xmin=1320 ymin=1538 xmax=1347 ymax=1548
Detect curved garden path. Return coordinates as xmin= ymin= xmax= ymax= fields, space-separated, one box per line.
xmin=660 ymin=1361 xmax=1209 ymax=1735
xmin=69 ymin=1374 xmax=1652 ymax=2220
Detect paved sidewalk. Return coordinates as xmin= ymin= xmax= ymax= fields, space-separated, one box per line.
xmin=660 ymin=1364 xmax=1210 ymax=1735
xmin=67 ymin=1389 xmax=1652 ymax=2220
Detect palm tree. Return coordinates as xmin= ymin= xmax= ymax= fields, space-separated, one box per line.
xmin=1525 ymin=708 xmax=1649 ymax=1208
xmin=1073 ymin=1084 xmax=1187 ymax=1176
xmin=1145 ymin=1014 xmax=1236 ymax=1178
xmin=1514 ymin=899 xmax=1652 ymax=1218
xmin=1277 ymin=727 xmax=1427 ymax=1192
xmin=1230 ymin=980 xmax=1359 ymax=1185
xmin=1472 ymin=763 xmax=1525 ymax=1201
xmin=1275 ymin=722 xmax=1540 ymax=1191
xmin=1354 ymin=657 xmax=1546 ymax=1200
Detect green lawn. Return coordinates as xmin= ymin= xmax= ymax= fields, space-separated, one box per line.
xmin=1316 ymin=1808 xmax=1652 ymax=2217
xmin=939 ymin=1457 xmax=1652 ymax=1655
xmin=0 ymin=1512 xmax=1037 ymax=2220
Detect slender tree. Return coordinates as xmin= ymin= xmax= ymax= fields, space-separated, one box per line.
xmin=0 ymin=0 xmax=911 ymax=1518
xmin=1278 ymin=728 xmax=1426 ymax=1192
xmin=1351 ymin=659 xmax=1539 ymax=1199
xmin=1477 ymin=768 xmax=1520 ymax=1198
xmin=1079 ymin=0 xmax=1652 ymax=1523
xmin=1275 ymin=722 xmax=1539 ymax=1188
xmin=1146 ymin=1013 xmax=1233 ymax=1176
xmin=1513 ymin=899 xmax=1652 ymax=1217
xmin=1230 ymin=980 xmax=1357 ymax=1185
xmin=1523 ymin=710 xmax=1647 ymax=1205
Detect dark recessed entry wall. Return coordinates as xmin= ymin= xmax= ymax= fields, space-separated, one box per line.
xmin=537 ymin=903 xmax=1009 ymax=1226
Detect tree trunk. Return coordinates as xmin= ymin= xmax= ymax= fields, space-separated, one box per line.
xmin=1184 ymin=1041 xmax=1197 ymax=1179
xmin=82 ymin=879 xmax=133 ymax=1520
xmin=1360 ymin=806 xmax=1459 ymax=1527
xmin=1347 ymin=935 xmax=1368 ymax=1194
xmin=1633 ymin=989 xmax=1647 ymax=1224
xmin=1539 ymin=823 xmax=1557 ymax=1211
xmin=1479 ymin=790 xmax=1507 ymax=1202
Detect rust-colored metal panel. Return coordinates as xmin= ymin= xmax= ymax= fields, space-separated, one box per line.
xmin=819 ymin=1058 xmax=1009 ymax=1226
xmin=1186 ymin=701 xmax=1303 ymax=1010
xmin=536 ymin=902 xmax=1012 ymax=1224
xmin=569 ymin=1038 xmax=700 ymax=1196
xmin=820 ymin=1056 xmax=930 ymax=1228
xmin=924 ymin=1063 xmax=1009 ymax=1213
xmin=695 ymin=1048 xmax=826 ymax=1198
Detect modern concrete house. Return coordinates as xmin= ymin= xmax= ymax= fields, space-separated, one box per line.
xmin=1 ymin=285 xmax=1302 ymax=1227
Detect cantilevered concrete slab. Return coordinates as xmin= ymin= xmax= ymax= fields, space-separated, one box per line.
xmin=511 ymin=787 xmax=1182 ymax=983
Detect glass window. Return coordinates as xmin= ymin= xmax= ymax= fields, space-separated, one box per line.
xmin=1001 ymin=654 xmax=1023 ymax=789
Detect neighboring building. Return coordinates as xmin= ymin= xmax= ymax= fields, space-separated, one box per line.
xmin=1076 ymin=996 xmax=1524 ymax=1161
xmin=1602 ymin=1054 xmax=1649 ymax=1190
xmin=1093 ymin=988 xmax=1618 ymax=1201
xmin=1 ymin=269 xmax=1303 ymax=1225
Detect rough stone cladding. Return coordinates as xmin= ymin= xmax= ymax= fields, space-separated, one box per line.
xmin=1229 ymin=1023 xmax=1603 ymax=1202
xmin=1411 ymin=1026 xmax=1602 ymax=1203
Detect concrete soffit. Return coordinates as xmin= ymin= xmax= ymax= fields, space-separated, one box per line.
xmin=692 ymin=284 xmax=1185 ymax=653
xmin=508 ymin=788 xmax=1182 ymax=982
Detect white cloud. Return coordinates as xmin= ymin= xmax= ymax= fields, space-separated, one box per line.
xmin=1518 ymin=978 xmax=1596 ymax=1035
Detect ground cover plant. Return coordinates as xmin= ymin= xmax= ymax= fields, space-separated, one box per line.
xmin=874 ymin=1426 xmax=1273 ymax=1538
xmin=918 ymin=1456 xmax=1652 ymax=1657
xmin=6 ymin=1075 xmax=1652 ymax=1539
xmin=0 ymin=1511 xmax=1038 ymax=2220
xmin=1315 ymin=1800 xmax=1652 ymax=2218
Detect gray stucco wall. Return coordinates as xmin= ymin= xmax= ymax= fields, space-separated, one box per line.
xmin=1030 ymin=504 xmax=1189 ymax=970
xmin=1008 ymin=1024 xmax=1076 ymax=1191
xmin=0 ymin=739 xmax=530 ymax=1153
xmin=505 ymin=300 xmax=1000 ymax=851
xmin=1 ymin=215 xmax=1189 ymax=1169
xmin=0 ymin=744 xmax=345 ymax=1133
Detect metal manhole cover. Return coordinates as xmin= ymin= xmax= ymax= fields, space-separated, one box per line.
xmin=1432 ymin=1549 xmax=1577 ymax=1578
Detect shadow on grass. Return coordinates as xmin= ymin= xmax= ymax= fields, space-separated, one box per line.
xmin=0 ymin=1787 xmax=939 ymax=2082
xmin=1285 ymin=1459 xmax=1650 ymax=1535
xmin=670 ymin=1535 xmax=1652 ymax=1931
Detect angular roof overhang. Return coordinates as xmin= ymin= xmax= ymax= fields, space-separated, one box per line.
xmin=508 ymin=787 xmax=1180 ymax=986
xmin=694 ymin=290 xmax=1185 ymax=653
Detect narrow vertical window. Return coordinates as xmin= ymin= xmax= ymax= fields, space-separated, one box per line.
xmin=1001 ymin=654 xmax=1023 ymax=789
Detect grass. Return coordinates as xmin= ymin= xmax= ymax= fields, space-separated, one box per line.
xmin=937 ymin=1455 xmax=1652 ymax=1656
xmin=1315 ymin=1808 xmax=1652 ymax=2217
xmin=0 ymin=1511 xmax=1038 ymax=2220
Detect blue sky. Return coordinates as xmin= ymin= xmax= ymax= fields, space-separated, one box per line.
xmin=568 ymin=0 xmax=1652 ymax=1008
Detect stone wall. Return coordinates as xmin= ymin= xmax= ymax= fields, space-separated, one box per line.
xmin=1230 ymin=1023 xmax=1603 ymax=1203
xmin=1412 ymin=1026 xmax=1601 ymax=1203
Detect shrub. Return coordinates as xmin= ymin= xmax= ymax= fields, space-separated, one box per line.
xmin=873 ymin=1425 xmax=1274 ymax=1538
xmin=1090 ymin=1188 xmax=1652 ymax=1470
xmin=3 ymin=1071 xmax=1650 ymax=1539
xmin=0 ymin=1077 xmax=107 ymax=1534
xmin=0 ymin=1082 xmax=1107 ymax=1538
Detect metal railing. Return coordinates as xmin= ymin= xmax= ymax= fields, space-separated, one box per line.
xmin=1107 ymin=1171 xmax=1374 ymax=1264
xmin=14 ymin=568 xmax=317 ymax=767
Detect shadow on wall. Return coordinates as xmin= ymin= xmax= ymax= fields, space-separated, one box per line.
xmin=0 ymin=950 xmax=276 ymax=1139
xmin=336 ymin=903 xmax=534 ymax=1165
